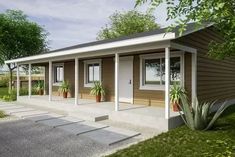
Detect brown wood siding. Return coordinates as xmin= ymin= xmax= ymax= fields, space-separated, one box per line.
xmin=133 ymin=55 xmax=165 ymax=106
xmin=184 ymin=53 xmax=192 ymax=101
xmin=79 ymin=57 xmax=114 ymax=101
xmin=174 ymin=27 xmax=235 ymax=102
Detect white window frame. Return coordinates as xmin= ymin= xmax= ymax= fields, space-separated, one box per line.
xmin=139 ymin=51 xmax=184 ymax=91
xmin=84 ymin=59 xmax=102 ymax=88
xmin=52 ymin=63 xmax=64 ymax=86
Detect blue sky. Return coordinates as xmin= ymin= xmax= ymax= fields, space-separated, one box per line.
xmin=0 ymin=0 xmax=171 ymax=51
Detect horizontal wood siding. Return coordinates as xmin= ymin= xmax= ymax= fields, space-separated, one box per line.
xmin=133 ymin=55 xmax=165 ymax=106
xmin=174 ymin=27 xmax=235 ymax=102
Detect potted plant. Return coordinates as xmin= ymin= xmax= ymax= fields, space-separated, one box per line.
xmin=170 ymin=83 xmax=186 ymax=112
xmin=34 ymin=80 xmax=44 ymax=95
xmin=58 ymin=81 xmax=70 ymax=98
xmin=90 ymin=81 xmax=105 ymax=102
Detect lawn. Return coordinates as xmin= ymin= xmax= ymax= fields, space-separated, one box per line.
xmin=107 ymin=105 xmax=235 ymax=157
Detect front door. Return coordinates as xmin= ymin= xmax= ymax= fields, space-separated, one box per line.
xmin=119 ymin=56 xmax=133 ymax=103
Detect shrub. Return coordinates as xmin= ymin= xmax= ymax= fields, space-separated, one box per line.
xmin=0 ymin=110 xmax=7 ymax=118
xmin=1 ymin=90 xmax=16 ymax=102
xmin=179 ymin=94 xmax=229 ymax=130
xmin=0 ymin=79 xmax=8 ymax=87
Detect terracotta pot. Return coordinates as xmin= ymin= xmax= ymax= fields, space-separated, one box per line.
xmin=96 ymin=93 xmax=101 ymax=102
xmin=63 ymin=92 xmax=68 ymax=98
xmin=38 ymin=89 xmax=43 ymax=96
xmin=173 ymin=102 xmax=181 ymax=112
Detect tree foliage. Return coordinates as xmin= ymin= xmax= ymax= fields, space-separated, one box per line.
xmin=135 ymin=0 xmax=235 ymax=59
xmin=0 ymin=10 xmax=48 ymax=90
xmin=97 ymin=10 xmax=160 ymax=40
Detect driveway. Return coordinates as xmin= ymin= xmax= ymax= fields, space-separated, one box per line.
xmin=0 ymin=103 xmax=141 ymax=157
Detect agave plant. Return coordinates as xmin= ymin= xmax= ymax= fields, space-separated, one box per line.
xmin=179 ymin=94 xmax=229 ymax=130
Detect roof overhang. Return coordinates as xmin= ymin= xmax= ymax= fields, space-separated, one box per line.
xmin=5 ymin=32 xmax=175 ymax=64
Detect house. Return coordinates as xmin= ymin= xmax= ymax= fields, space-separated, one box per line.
xmin=5 ymin=23 xmax=235 ymax=130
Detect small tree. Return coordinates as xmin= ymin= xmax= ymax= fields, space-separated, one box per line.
xmin=97 ymin=10 xmax=160 ymax=40
xmin=135 ymin=0 xmax=235 ymax=59
xmin=0 ymin=10 xmax=48 ymax=92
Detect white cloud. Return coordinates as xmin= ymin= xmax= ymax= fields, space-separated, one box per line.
xmin=0 ymin=0 xmax=170 ymax=50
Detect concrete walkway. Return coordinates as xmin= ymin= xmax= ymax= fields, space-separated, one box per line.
xmin=0 ymin=103 xmax=140 ymax=146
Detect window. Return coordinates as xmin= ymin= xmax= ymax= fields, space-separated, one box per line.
xmin=84 ymin=60 xmax=101 ymax=87
xmin=53 ymin=64 xmax=64 ymax=85
xmin=140 ymin=53 xmax=184 ymax=90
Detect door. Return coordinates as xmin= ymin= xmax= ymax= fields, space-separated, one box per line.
xmin=119 ymin=56 xmax=133 ymax=103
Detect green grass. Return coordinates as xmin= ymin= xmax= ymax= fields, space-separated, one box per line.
xmin=107 ymin=106 xmax=235 ymax=157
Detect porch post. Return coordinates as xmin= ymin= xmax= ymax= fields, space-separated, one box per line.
xmin=75 ymin=57 xmax=79 ymax=105
xmin=28 ymin=63 xmax=32 ymax=98
xmin=16 ymin=63 xmax=20 ymax=99
xmin=49 ymin=61 xmax=52 ymax=101
xmin=165 ymin=47 xmax=170 ymax=119
xmin=115 ymin=53 xmax=119 ymax=111
xmin=191 ymin=52 xmax=197 ymax=101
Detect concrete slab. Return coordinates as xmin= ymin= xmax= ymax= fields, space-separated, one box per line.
xmin=82 ymin=127 xmax=140 ymax=145
xmin=37 ymin=117 xmax=83 ymax=128
xmin=0 ymin=105 xmax=24 ymax=110
xmin=13 ymin=110 xmax=49 ymax=118
xmin=25 ymin=113 xmax=65 ymax=122
xmin=58 ymin=121 xmax=108 ymax=135
xmin=5 ymin=108 xmax=35 ymax=114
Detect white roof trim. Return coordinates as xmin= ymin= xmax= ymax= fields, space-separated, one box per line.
xmin=5 ymin=32 xmax=175 ymax=64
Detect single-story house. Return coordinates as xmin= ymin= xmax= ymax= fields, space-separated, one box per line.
xmin=5 ymin=23 xmax=235 ymax=130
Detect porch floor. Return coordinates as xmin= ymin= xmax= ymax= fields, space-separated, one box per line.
xmin=17 ymin=95 xmax=180 ymax=131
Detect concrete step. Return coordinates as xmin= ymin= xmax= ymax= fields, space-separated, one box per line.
xmin=69 ymin=110 xmax=108 ymax=122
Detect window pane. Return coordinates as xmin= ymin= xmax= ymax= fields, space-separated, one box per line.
xmin=88 ymin=65 xmax=93 ymax=83
xmin=93 ymin=64 xmax=100 ymax=81
xmin=145 ymin=59 xmax=161 ymax=85
xmin=170 ymin=57 xmax=181 ymax=85
xmin=161 ymin=59 xmax=165 ymax=85
xmin=55 ymin=66 xmax=63 ymax=82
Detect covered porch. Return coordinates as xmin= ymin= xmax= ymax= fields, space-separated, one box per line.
xmin=17 ymin=95 xmax=181 ymax=131
xmin=6 ymin=32 xmax=198 ymax=130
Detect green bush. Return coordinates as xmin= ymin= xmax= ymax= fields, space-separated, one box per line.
xmin=19 ymin=88 xmax=37 ymax=96
xmin=1 ymin=90 xmax=16 ymax=102
xmin=0 ymin=110 xmax=7 ymax=118
xmin=0 ymin=79 xmax=8 ymax=87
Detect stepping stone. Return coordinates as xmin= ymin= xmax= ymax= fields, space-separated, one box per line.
xmin=58 ymin=121 xmax=108 ymax=135
xmin=82 ymin=127 xmax=140 ymax=145
xmin=5 ymin=108 xmax=35 ymax=114
xmin=37 ymin=116 xmax=83 ymax=128
xmin=13 ymin=110 xmax=49 ymax=118
xmin=25 ymin=113 xmax=65 ymax=122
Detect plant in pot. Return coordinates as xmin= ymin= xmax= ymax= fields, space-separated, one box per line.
xmin=34 ymin=80 xmax=44 ymax=96
xmin=170 ymin=83 xmax=186 ymax=112
xmin=58 ymin=81 xmax=70 ymax=98
xmin=90 ymin=81 xmax=105 ymax=102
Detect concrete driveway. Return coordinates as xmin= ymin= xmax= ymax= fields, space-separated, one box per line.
xmin=0 ymin=119 xmax=109 ymax=157
xmin=0 ymin=103 xmax=142 ymax=157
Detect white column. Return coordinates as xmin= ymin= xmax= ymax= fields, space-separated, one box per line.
xmin=115 ymin=53 xmax=119 ymax=111
xmin=49 ymin=61 xmax=52 ymax=101
xmin=16 ymin=63 xmax=20 ymax=98
xmin=75 ymin=57 xmax=79 ymax=105
xmin=43 ymin=66 xmax=46 ymax=95
xmin=165 ymin=47 xmax=170 ymax=119
xmin=191 ymin=52 xmax=197 ymax=101
xmin=28 ymin=63 xmax=32 ymax=98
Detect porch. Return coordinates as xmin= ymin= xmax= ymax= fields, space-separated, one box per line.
xmin=17 ymin=95 xmax=181 ymax=131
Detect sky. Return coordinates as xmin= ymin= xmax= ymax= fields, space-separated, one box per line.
xmin=0 ymin=0 xmax=171 ymax=51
